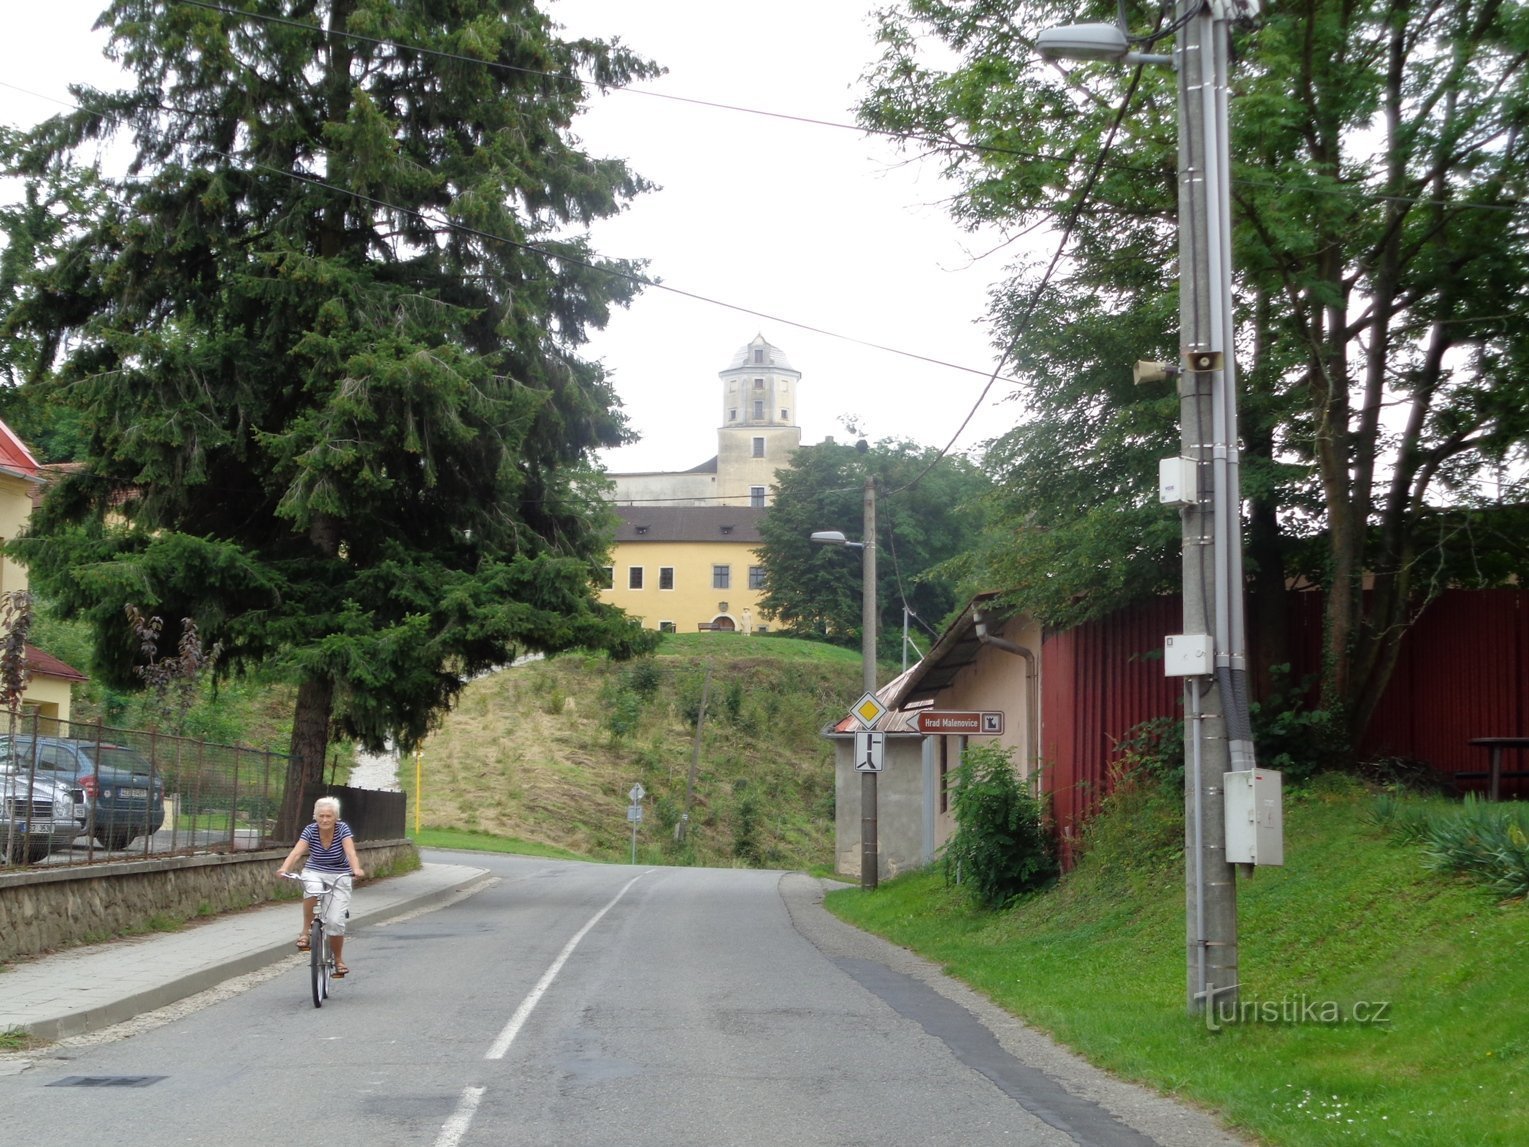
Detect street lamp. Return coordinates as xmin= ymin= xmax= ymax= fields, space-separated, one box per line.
xmin=812 ymin=476 xmax=878 ymax=888
xmin=1041 ymin=1 xmax=1258 ymax=1017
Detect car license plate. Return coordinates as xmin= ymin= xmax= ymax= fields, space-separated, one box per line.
xmin=120 ymin=787 xmax=149 ymax=800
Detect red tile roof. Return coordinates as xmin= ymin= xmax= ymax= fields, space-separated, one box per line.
xmin=24 ymin=644 xmax=89 ymax=683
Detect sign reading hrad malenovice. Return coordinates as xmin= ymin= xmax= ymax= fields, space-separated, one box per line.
xmin=913 ymin=710 xmax=1005 ymax=736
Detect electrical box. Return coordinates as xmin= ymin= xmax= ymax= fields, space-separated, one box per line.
xmin=1224 ymin=768 xmax=1284 ymax=865
xmin=1163 ymin=633 xmax=1213 ymax=676
xmin=1158 ymin=456 xmax=1199 ymax=505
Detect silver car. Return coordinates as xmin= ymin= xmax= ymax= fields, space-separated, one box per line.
xmin=1 ymin=766 xmax=80 ymax=865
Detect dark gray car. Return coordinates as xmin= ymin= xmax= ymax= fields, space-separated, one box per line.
xmin=0 ymin=736 xmax=166 ymax=851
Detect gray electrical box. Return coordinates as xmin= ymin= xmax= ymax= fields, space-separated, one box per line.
xmin=1158 ymin=456 xmax=1199 ymax=505
xmin=1164 ymin=633 xmax=1214 ymax=676
xmin=1224 ymin=769 xmax=1284 ymax=865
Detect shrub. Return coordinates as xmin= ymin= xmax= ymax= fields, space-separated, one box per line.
xmin=943 ymin=744 xmax=1058 ymax=909
xmin=1372 ymin=793 xmax=1529 ymax=899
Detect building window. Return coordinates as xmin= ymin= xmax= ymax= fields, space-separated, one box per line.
xmin=754 ymin=377 xmax=765 ymax=388
xmin=628 ymin=567 xmax=644 ymax=590
xmin=599 ymin=566 xmax=613 ymax=589
xmin=753 ymin=348 xmax=764 ymax=364
xmin=713 ymin=565 xmax=731 ymax=590
xmin=729 ymin=408 xmax=737 ymax=422
xmin=659 ymin=620 xmax=676 ymax=634
xmin=749 ymin=486 xmax=765 ymax=509
xmin=752 ymin=437 xmax=765 ymax=458
xmin=754 ymin=399 xmax=764 ymax=419
xmin=748 ymin=565 xmax=766 ymax=589
xmin=659 ymin=567 xmax=675 ymax=590
xmin=780 ymin=408 xmax=788 ymax=420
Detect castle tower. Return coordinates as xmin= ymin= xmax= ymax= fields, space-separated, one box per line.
xmin=715 ymin=333 xmax=802 ymax=506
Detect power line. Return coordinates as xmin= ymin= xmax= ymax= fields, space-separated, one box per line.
xmin=166 ymin=0 xmax=1529 ymax=219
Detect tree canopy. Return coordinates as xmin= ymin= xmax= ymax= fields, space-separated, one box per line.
xmin=1 ymin=0 xmax=661 ymax=834
xmin=861 ymin=0 xmax=1529 ymax=745
xmin=756 ymin=438 xmax=991 ymax=662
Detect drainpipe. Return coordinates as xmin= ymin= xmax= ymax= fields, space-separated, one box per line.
xmin=971 ymin=609 xmax=1039 ymax=780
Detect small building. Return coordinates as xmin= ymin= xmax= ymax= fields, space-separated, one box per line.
xmin=827 ymin=595 xmax=1041 ymax=881
xmin=0 ymin=422 xmax=88 ymax=721
xmin=601 ymin=334 xmax=803 ymax=631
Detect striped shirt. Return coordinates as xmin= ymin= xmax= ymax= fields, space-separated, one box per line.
xmin=300 ymin=820 xmax=354 ymax=873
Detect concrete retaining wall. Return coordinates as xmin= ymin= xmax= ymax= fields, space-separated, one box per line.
xmin=0 ymin=839 xmax=417 ymax=964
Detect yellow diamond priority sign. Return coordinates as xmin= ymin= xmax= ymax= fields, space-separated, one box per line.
xmin=851 ymin=691 xmax=886 ymax=730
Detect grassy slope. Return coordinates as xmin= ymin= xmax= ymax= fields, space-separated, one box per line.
xmin=826 ymin=775 xmax=1527 ymax=1146
xmin=404 ymin=633 xmax=865 ymax=869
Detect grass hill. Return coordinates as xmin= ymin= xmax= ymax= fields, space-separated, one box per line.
xmin=827 ymin=774 xmax=1527 ymax=1147
xmin=403 ymin=633 xmax=866 ymax=869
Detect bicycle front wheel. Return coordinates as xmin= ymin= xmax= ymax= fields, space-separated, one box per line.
xmin=309 ymin=920 xmax=326 ymax=1008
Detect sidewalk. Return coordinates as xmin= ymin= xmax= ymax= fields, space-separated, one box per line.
xmin=0 ymin=861 xmax=494 ymax=1043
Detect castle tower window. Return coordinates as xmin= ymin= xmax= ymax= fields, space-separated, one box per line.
xmin=753 ymin=347 xmax=764 ymax=364
xmin=750 ymin=486 xmax=765 ymax=508
xmin=752 ymin=437 xmax=765 ymax=457
xmin=753 ymin=399 xmax=764 ymax=419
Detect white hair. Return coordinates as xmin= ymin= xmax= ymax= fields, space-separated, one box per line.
xmin=313 ymin=795 xmax=342 ymax=817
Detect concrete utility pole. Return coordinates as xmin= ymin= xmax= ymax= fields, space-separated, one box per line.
xmin=1177 ymin=0 xmax=1254 ymax=1017
xmin=860 ymin=476 xmax=879 ymax=891
xmin=1038 ymin=0 xmax=1261 ymax=1019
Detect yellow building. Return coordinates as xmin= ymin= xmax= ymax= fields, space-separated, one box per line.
xmin=603 ymin=506 xmax=770 ymax=633
xmin=0 ymin=422 xmax=87 ymax=721
xmin=601 ymin=334 xmax=802 ymax=631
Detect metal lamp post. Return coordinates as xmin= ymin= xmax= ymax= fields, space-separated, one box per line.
xmin=1040 ymin=0 xmax=1257 ymax=1016
xmin=811 ymin=475 xmax=879 ymax=889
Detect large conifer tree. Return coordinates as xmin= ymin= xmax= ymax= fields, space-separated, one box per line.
xmin=3 ymin=0 xmax=659 ymax=835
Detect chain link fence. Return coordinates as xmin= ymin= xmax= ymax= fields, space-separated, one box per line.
xmin=0 ymin=713 xmax=289 ymax=868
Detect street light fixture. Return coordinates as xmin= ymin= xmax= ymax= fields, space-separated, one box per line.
xmin=811 ymin=477 xmax=878 ymax=889
xmin=1041 ymin=3 xmax=1258 ymax=1018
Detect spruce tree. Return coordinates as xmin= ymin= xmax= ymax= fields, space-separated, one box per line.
xmin=2 ymin=0 xmax=660 ymax=835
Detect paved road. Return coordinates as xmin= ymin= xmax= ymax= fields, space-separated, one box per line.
xmin=0 ymin=852 xmax=1247 ymax=1147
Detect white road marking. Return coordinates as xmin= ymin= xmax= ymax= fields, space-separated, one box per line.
xmin=434 ymin=1084 xmax=486 ymax=1147
xmin=484 ymin=872 xmax=648 ymax=1061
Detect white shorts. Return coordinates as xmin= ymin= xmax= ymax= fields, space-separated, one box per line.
xmin=300 ymin=870 xmax=353 ymax=935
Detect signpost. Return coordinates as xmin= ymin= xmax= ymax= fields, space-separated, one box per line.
xmin=912 ymin=710 xmax=1005 ymax=736
xmin=628 ymin=782 xmax=645 ymax=863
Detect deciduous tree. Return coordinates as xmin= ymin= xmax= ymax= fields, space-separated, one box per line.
xmin=861 ymin=0 xmax=1529 ymax=747
xmin=756 ymin=438 xmax=991 ymax=660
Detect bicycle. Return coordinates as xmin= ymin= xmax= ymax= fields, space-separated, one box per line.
xmin=281 ymin=871 xmax=352 ymax=1007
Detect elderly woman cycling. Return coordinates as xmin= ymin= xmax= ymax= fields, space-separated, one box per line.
xmin=277 ymin=796 xmax=366 ymax=977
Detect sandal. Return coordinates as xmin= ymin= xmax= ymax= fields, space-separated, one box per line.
xmin=333 ymin=963 xmax=349 ymax=978
xmin=295 ymin=935 xmax=310 ymax=951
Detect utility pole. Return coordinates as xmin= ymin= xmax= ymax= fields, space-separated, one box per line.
xmin=1177 ymin=0 xmax=1253 ymax=1018
xmin=860 ymin=476 xmax=879 ymax=891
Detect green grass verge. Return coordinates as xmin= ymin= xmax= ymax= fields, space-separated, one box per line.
xmin=825 ymin=776 xmax=1528 ymax=1147
xmin=408 ymin=825 xmax=587 ymax=861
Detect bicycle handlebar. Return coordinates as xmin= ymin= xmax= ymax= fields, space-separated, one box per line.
xmin=280 ymin=871 xmax=353 ymax=887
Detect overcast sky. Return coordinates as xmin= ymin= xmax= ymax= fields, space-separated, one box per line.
xmin=0 ymin=0 xmax=1027 ymax=474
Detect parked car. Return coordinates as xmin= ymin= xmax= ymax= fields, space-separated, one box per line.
xmin=0 ymin=766 xmax=81 ymax=864
xmin=0 ymin=736 xmax=166 ymax=851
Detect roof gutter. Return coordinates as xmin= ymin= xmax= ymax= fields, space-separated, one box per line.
xmin=971 ymin=608 xmax=1039 ymax=779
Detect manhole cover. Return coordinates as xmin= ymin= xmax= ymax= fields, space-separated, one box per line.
xmin=48 ymin=1076 xmax=167 ymax=1088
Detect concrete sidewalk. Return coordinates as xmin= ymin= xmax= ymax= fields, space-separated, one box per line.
xmin=0 ymin=861 xmax=494 ymax=1042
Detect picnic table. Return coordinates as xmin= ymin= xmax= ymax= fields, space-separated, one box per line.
xmin=1465 ymin=737 xmax=1529 ymax=800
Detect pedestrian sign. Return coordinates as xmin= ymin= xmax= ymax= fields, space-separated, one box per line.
xmin=851 ymin=692 xmax=886 ymax=729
